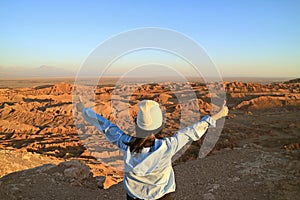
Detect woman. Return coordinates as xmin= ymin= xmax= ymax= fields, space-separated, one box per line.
xmin=77 ymin=99 xmax=228 ymax=200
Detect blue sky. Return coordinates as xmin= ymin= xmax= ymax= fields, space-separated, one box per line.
xmin=0 ymin=0 xmax=299 ymax=77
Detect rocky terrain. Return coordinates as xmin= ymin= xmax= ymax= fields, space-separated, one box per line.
xmin=0 ymin=78 xmax=299 ymax=199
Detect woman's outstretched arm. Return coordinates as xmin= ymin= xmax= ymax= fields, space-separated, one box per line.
xmin=168 ymin=101 xmax=229 ymax=155
xmin=76 ymin=102 xmax=132 ymax=151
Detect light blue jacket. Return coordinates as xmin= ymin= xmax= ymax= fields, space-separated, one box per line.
xmin=82 ymin=108 xmax=216 ymax=200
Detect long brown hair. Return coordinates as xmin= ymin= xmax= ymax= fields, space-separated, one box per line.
xmin=124 ymin=125 xmax=162 ymax=153
xmin=124 ymin=137 xmax=154 ymax=154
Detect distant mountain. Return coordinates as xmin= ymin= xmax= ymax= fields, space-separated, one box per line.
xmin=0 ymin=65 xmax=76 ymax=78
xmin=30 ymin=65 xmax=76 ymax=77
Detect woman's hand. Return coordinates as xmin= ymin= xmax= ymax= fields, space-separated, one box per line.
xmin=76 ymin=102 xmax=84 ymax=112
xmin=211 ymin=100 xmax=229 ymax=121
xmin=76 ymin=97 xmax=85 ymax=112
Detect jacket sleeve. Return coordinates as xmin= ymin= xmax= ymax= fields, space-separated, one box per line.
xmin=168 ymin=116 xmax=216 ymax=155
xmin=81 ymin=108 xmax=132 ymax=151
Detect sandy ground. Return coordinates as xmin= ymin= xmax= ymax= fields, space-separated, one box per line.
xmin=0 ymin=145 xmax=299 ymax=200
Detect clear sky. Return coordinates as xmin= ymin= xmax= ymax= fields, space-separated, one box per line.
xmin=0 ymin=0 xmax=299 ymax=77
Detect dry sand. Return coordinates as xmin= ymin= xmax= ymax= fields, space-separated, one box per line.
xmin=0 ymin=77 xmax=299 ymax=199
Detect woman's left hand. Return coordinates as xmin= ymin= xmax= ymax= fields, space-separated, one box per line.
xmin=76 ymin=102 xmax=85 ymax=112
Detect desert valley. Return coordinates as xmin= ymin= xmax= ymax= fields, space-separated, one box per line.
xmin=0 ymin=77 xmax=299 ymax=200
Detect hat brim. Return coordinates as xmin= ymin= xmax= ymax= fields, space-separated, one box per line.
xmin=135 ymin=124 xmax=163 ymax=138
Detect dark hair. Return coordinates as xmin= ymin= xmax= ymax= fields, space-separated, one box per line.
xmin=124 ymin=137 xmax=155 ymax=154
xmin=124 ymin=125 xmax=162 ymax=153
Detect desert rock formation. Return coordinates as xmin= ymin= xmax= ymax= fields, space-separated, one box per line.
xmin=0 ymin=78 xmax=299 ymax=198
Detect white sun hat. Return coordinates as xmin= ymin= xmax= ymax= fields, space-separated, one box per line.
xmin=137 ymin=100 xmax=163 ymax=131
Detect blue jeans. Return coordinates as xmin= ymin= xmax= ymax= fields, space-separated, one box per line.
xmin=126 ymin=193 xmax=172 ymax=200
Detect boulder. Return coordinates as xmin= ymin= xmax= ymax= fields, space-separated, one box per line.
xmin=59 ymin=160 xmax=91 ymax=181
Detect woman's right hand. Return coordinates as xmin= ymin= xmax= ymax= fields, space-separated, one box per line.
xmin=219 ymin=100 xmax=229 ymax=117
xmin=211 ymin=100 xmax=229 ymax=121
